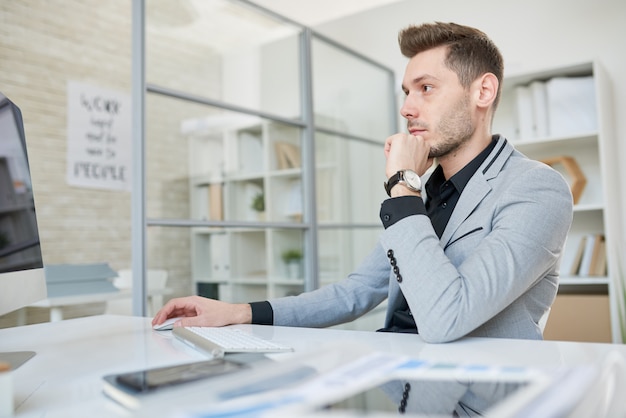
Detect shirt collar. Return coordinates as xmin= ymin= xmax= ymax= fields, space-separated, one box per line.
xmin=426 ymin=137 xmax=499 ymax=195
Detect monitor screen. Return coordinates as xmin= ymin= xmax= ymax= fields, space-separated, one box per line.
xmin=0 ymin=92 xmax=46 ymax=319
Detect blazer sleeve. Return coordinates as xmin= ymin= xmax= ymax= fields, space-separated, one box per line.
xmin=269 ymin=242 xmax=390 ymax=328
xmin=379 ymin=160 xmax=573 ymax=343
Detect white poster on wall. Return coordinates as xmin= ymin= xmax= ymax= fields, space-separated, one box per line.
xmin=66 ymin=81 xmax=131 ymax=191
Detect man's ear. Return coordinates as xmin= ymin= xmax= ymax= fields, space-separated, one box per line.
xmin=473 ymin=72 xmax=499 ymax=109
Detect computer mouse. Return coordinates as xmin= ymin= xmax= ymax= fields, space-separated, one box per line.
xmin=152 ymin=317 xmax=183 ymax=331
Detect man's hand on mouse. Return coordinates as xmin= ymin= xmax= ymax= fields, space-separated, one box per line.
xmin=152 ymin=296 xmax=252 ymax=328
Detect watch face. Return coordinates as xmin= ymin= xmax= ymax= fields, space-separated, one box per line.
xmin=404 ymin=170 xmax=421 ymax=190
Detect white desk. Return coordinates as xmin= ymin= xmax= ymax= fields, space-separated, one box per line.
xmin=1 ymin=315 xmax=625 ymax=417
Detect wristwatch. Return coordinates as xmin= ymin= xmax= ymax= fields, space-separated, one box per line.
xmin=384 ymin=169 xmax=421 ymax=197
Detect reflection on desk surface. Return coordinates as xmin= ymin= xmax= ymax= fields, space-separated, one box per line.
xmin=324 ymin=378 xmax=527 ymax=416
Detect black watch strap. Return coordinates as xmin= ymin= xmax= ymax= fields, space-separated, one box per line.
xmin=384 ymin=172 xmax=402 ymax=197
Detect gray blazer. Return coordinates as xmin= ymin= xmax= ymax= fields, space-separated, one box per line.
xmin=269 ymin=136 xmax=573 ymax=342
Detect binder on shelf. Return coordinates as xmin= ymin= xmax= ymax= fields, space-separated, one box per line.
xmin=210 ymin=234 xmax=230 ymax=280
xmin=514 ymin=85 xmax=535 ymax=140
xmin=529 ymin=80 xmax=549 ymax=138
xmin=274 ymin=142 xmax=301 ymax=169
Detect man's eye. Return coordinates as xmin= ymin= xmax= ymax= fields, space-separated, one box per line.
xmin=423 ymin=85 xmax=433 ymax=93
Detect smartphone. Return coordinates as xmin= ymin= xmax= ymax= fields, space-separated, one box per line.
xmin=110 ymin=358 xmax=248 ymax=393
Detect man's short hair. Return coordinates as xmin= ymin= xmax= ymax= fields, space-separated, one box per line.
xmin=399 ymin=22 xmax=504 ymax=108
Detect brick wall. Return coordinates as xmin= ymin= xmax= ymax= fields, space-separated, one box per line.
xmin=0 ymin=0 xmax=221 ymax=326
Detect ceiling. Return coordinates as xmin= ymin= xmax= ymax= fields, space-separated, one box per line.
xmin=146 ymin=0 xmax=405 ymax=56
xmin=249 ymin=0 xmax=404 ymax=26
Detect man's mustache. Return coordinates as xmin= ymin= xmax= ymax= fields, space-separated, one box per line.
xmin=407 ymin=121 xmax=428 ymax=132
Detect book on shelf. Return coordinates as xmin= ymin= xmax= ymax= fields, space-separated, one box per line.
xmin=578 ymin=234 xmax=596 ymax=276
xmin=568 ymin=233 xmax=606 ymax=277
xmin=568 ymin=235 xmax=587 ymax=276
xmin=208 ymin=183 xmax=223 ymax=221
xmin=588 ymin=234 xmax=607 ymax=276
xmin=274 ymin=142 xmax=301 ymax=169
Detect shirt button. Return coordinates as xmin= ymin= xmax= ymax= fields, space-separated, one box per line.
xmin=387 ymin=249 xmax=394 ymax=258
xmin=442 ymin=202 xmax=447 ymax=208
xmin=396 ymin=274 xmax=403 ymax=283
xmin=383 ymin=214 xmax=391 ymax=222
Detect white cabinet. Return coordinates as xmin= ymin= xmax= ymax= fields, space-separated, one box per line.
xmin=493 ymin=61 xmax=623 ymax=342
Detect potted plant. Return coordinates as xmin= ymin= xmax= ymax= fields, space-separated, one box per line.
xmin=282 ymin=249 xmax=302 ymax=279
xmin=251 ymin=192 xmax=265 ymax=220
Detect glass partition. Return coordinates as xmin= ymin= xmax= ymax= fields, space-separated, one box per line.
xmin=318 ymin=228 xmax=382 ymax=285
xmin=146 ymin=94 xmax=303 ymax=224
xmin=146 ymin=0 xmax=302 ymax=119
xmin=315 ymin=132 xmax=387 ymax=224
xmin=312 ymin=37 xmax=394 ymax=140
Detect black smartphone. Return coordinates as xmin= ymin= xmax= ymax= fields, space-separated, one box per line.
xmin=111 ymin=358 xmax=248 ymax=393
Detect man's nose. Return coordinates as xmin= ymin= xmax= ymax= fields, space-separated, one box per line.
xmin=400 ymin=95 xmax=416 ymax=120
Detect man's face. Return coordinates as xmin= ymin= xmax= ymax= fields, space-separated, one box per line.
xmin=400 ymin=46 xmax=475 ymax=159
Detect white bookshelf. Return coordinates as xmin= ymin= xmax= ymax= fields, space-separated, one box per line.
xmin=185 ymin=117 xmax=306 ymax=303
xmin=493 ymin=61 xmax=624 ymax=343
xmin=184 ymin=114 xmax=385 ymax=305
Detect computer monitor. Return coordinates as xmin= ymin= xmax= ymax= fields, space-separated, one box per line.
xmin=0 ymin=92 xmax=47 ymax=369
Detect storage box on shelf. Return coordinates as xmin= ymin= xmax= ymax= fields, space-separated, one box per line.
xmin=493 ymin=61 xmax=623 ymax=342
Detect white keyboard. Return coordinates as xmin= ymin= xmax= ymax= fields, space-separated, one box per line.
xmin=173 ymin=326 xmax=293 ymax=355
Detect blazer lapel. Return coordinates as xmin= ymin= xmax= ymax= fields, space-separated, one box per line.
xmin=440 ymin=136 xmax=513 ymax=246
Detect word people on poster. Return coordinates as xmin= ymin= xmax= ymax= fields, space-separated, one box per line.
xmin=66 ymin=81 xmax=131 ymax=191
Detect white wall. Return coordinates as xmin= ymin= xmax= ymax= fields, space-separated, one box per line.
xmin=314 ymin=0 xmax=626 ymax=247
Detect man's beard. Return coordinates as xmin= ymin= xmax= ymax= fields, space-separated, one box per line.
xmin=409 ymin=94 xmax=475 ymax=159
